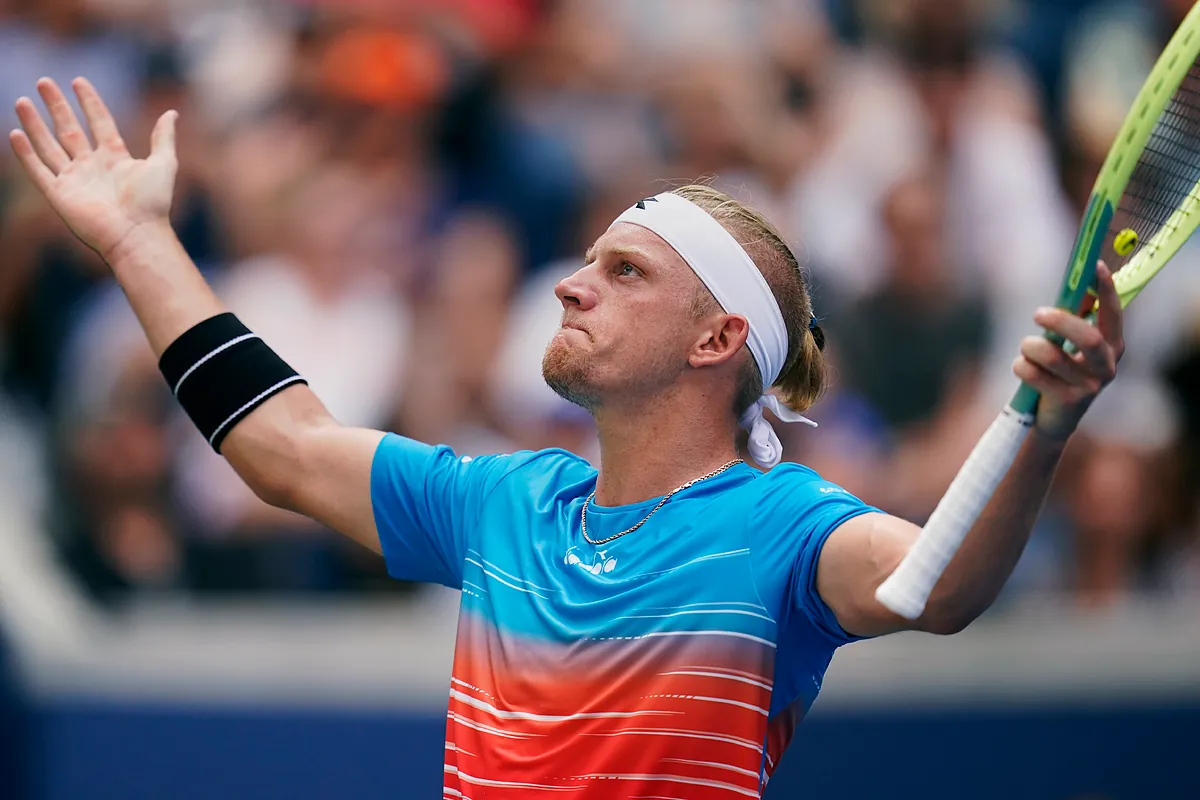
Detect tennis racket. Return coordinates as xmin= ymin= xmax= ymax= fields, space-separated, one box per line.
xmin=876 ymin=1 xmax=1200 ymax=620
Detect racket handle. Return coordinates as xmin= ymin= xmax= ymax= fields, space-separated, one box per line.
xmin=874 ymin=406 xmax=1034 ymax=620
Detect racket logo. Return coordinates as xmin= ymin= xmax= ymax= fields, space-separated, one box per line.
xmin=1066 ymin=197 xmax=1114 ymax=295
xmin=1068 ymin=199 xmax=1101 ymax=292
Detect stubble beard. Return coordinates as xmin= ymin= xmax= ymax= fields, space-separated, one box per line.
xmin=541 ymin=338 xmax=601 ymax=413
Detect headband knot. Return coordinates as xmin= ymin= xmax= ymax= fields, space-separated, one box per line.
xmin=614 ymin=192 xmax=817 ymax=468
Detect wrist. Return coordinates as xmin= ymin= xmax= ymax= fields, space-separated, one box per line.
xmin=104 ymin=218 xmax=176 ymax=270
xmin=1029 ymin=422 xmax=1074 ymax=451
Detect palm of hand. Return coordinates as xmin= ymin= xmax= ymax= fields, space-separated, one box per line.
xmin=51 ymin=146 xmax=174 ymax=259
xmin=8 ymin=77 xmax=178 ymax=262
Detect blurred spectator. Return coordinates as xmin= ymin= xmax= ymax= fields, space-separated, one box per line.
xmin=499 ymin=0 xmax=662 ymax=194
xmin=0 ymin=0 xmax=145 ymax=134
xmin=826 ymin=167 xmax=993 ymax=520
xmin=0 ymin=0 xmax=1197 ymax=608
xmin=1057 ymin=427 xmax=1177 ymax=606
xmin=788 ymin=0 xmax=1074 ymax=401
xmin=398 ymin=210 xmax=519 ymax=455
xmin=172 ymin=164 xmax=410 ymax=593
xmin=170 ymin=3 xmax=295 ymax=131
xmin=436 ymin=34 xmax=585 ymax=272
xmin=1056 ymin=0 xmax=1200 ymax=606
xmin=1160 ymin=318 xmax=1200 ymax=593
xmin=53 ymin=313 xmax=182 ymax=603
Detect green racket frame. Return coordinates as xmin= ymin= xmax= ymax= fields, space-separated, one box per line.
xmin=1011 ymin=1 xmax=1200 ymax=416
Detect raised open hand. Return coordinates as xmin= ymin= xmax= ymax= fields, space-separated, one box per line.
xmin=8 ymin=77 xmax=178 ymax=263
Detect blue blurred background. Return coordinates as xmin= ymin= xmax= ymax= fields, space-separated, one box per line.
xmin=0 ymin=0 xmax=1198 ymax=797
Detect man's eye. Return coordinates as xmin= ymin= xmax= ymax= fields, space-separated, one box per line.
xmin=619 ymin=263 xmax=640 ymax=277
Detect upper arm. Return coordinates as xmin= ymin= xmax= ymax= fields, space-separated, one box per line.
xmin=750 ymin=468 xmax=883 ymax=645
xmin=288 ymin=423 xmax=389 ymax=552
xmin=218 ymin=384 xmax=519 ymax=589
xmin=815 ymin=512 xmax=926 ymax=638
xmin=218 ymin=385 xmax=388 ymax=554
xmin=365 ymin=435 xmax=519 ymax=588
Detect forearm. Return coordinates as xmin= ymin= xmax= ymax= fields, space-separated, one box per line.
xmin=920 ymin=428 xmax=1068 ymax=632
xmin=104 ymin=221 xmax=378 ymax=546
xmin=104 ymin=220 xmax=224 ymax=355
xmin=826 ymin=263 xmax=1125 ymax=638
xmin=103 ymin=218 xmax=340 ymax=506
xmin=219 ymin=386 xmax=338 ymax=508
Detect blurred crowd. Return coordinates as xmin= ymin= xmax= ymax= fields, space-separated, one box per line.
xmin=0 ymin=0 xmax=1198 ymax=610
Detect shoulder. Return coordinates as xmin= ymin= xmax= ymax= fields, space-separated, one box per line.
xmin=741 ymin=463 xmax=882 ymax=646
xmin=469 ymin=446 xmax=596 ymax=492
xmin=750 ymin=461 xmax=857 ymax=498
xmin=743 ymin=462 xmax=877 ymax=535
xmin=373 ymin=435 xmax=595 ymax=494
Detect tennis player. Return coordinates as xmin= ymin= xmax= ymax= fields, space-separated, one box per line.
xmin=9 ymin=79 xmax=1124 ymax=798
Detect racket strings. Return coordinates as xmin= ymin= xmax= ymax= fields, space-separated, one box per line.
xmin=1107 ymin=61 xmax=1200 ymax=274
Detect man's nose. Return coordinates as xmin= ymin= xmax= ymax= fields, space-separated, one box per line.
xmin=554 ymin=267 xmax=598 ymax=311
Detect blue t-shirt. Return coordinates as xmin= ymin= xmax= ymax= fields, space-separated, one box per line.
xmin=371 ymin=434 xmax=879 ymax=798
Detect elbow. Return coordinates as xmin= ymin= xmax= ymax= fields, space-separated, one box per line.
xmin=911 ymin=580 xmax=995 ymax=636
xmin=922 ymin=615 xmax=974 ymax=636
xmin=918 ymin=603 xmax=980 ymax=636
xmin=248 ymin=470 xmax=295 ymax=511
xmin=238 ymin=448 xmax=299 ymax=511
xmin=228 ymin=410 xmax=336 ymax=512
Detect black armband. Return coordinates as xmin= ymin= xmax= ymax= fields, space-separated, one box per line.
xmin=159 ymin=313 xmax=307 ymax=453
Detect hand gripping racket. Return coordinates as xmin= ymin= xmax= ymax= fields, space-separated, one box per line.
xmin=876 ymin=1 xmax=1200 ymax=620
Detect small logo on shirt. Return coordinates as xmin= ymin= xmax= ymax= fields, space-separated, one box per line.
xmin=564 ymin=547 xmax=617 ymax=575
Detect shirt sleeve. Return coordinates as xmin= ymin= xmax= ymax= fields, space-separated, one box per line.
xmin=369 ymin=433 xmax=518 ymax=589
xmin=749 ymin=465 xmax=883 ymax=646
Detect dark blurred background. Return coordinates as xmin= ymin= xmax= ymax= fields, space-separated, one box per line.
xmin=0 ymin=0 xmax=1198 ymax=798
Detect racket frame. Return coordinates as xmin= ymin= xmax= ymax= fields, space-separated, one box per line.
xmin=1014 ymin=3 xmax=1200 ymax=414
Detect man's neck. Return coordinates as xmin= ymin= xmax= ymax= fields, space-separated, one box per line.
xmin=591 ymin=394 xmax=741 ymax=507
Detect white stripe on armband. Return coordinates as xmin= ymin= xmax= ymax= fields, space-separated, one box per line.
xmin=173 ymin=333 xmax=260 ymax=396
xmin=206 ymin=375 xmax=307 ymax=447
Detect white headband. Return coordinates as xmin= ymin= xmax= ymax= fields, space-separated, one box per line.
xmin=612 ymin=192 xmax=816 ymax=468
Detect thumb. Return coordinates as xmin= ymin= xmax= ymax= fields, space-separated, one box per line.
xmin=149 ymin=109 xmax=178 ymax=164
xmin=1093 ymin=259 xmax=1124 ymax=347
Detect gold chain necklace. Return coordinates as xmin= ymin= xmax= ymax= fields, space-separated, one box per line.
xmin=580 ymin=460 xmax=745 ymax=546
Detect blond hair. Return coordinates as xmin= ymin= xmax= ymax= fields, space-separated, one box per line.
xmin=671 ymin=184 xmax=827 ymax=416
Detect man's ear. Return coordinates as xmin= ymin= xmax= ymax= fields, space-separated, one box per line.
xmin=688 ymin=314 xmax=750 ymax=369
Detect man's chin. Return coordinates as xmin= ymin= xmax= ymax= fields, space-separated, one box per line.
xmin=542 ymin=353 xmax=599 ymax=412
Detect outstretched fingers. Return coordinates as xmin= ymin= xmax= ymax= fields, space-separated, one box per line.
xmin=13 ymin=96 xmax=69 ymax=174
xmin=36 ymin=78 xmax=92 ymax=159
xmin=73 ymin=77 xmax=128 ymax=155
xmin=149 ymin=109 xmax=178 ymax=166
xmin=8 ymin=129 xmax=56 ymax=194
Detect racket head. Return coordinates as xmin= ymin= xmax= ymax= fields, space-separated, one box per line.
xmin=1012 ymin=2 xmax=1200 ymax=415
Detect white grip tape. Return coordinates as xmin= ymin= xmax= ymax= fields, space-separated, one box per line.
xmin=874 ymin=407 xmax=1033 ymax=620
